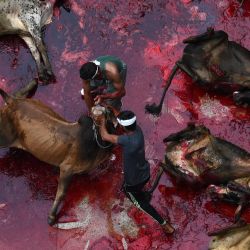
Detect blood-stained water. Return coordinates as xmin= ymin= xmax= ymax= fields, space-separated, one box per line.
xmin=0 ymin=0 xmax=249 ymax=249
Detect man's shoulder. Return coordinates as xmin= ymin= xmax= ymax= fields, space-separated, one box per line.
xmin=96 ymin=55 xmax=122 ymax=63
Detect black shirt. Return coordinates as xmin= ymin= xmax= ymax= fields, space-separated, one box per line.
xmin=117 ymin=126 xmax=150 ymax=186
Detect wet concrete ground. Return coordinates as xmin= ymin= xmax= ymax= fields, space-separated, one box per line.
xmin=0 ymin=0 xmax=249 ymax=249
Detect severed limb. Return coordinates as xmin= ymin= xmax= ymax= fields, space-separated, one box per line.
xmin=145 ymin=64 xmax=179 ymax=116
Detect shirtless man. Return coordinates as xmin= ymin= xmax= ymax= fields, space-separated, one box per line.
xmin=79 ymin=55 xmax=126 ymax=113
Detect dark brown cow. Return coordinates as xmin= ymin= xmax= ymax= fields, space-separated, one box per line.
xmin=162 ymin=123 xmax=250 ymax=222
xmin=146 ymin=28 xmax=250 ymax=115
xmin=0 ymin=88 xmax=113 ymax=225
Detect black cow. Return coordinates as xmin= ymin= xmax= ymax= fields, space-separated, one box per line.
xmin=145 ymin=28 xmax=250 ymax=115
xmin=163 ymin=123 xmax=250 ymax=222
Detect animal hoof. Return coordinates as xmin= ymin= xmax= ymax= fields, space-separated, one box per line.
xmin=145 ymin=103 xmax=161 ymax=115
xmin=39 ymin=70 xmax=56 ymax=84
xmin=47 ymin=215 xmax=56 ymax=226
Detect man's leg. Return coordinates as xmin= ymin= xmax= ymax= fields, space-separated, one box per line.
xmin=125 ymin=184 xmax=174 ymax=234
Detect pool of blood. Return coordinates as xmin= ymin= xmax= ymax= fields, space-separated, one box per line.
xmin=0 ymin=0 xmax=249 ymax=249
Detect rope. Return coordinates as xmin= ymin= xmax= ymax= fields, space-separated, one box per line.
xmin=92 ymin=119 xmax=113 ymax=149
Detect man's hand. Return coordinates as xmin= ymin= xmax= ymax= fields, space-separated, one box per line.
xmin=99 ymin=114 xmax=106 ymax=125
xmin=101 ymin=103 xmax=120 ymax=117
xmin=100 ymin=115 xmax=118 ymax=144
xmin=94 ymin=95 xmax=104 ymax=105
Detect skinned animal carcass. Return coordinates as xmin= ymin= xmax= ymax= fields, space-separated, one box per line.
xmin=146 ymin=28 xmax=250 ymax=115
xmin=0 ymin=88 xmax=113 ymax=225
xmin=162 ymin=123 xmax=250 ymax=222
xmin=0 ymin=0 xmax=70 ymax=83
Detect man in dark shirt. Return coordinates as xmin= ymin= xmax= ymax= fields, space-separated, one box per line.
xmin=100 ymin=110 xmax=174 ymax=234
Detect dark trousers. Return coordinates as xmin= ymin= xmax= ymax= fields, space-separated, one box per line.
xmin=124 ymin=179 xmax=165 ymax=225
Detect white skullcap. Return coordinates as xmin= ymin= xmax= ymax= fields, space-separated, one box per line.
xmin=117 ymin=116 xmax=136 ymax=126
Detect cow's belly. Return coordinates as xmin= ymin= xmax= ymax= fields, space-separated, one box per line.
xmin=11 ymin=119 xmax=76 ymax=167
xmin=0 ymin=14 xmax=26 ymax=32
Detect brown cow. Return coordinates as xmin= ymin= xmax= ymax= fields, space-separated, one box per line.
xmin=0 ymin=88 xmax=114 ymax=225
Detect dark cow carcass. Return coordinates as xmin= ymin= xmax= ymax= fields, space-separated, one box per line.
xmin=0 ymin=88 xmax=114 ymax=226
xmin=0 ymin=0 xmax=70 ymax=83
xmin=146 ymin=28 xmax=250 ymax=115
xmin=162 ymin=123 xmax=250 ymax=222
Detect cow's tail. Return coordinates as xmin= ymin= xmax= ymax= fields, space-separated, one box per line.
xmin=145 ymin=64 xmax=179 ymax=115
xmin=0 ymin=89 xmax=11 ymax=104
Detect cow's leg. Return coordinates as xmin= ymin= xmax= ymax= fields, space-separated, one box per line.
xmin=35 ymin=38 xmax=55 ymax=82
xmin=13 ymin=79 xmax=38 ymax=98
xmin=48 ymin=170 xmax=72 ymax=226
xmin=234 ymin=195 xmax=247 ymax=223
xmin=176 ymin=61 xmax=199 ymax=82
xmin=145 ymin=64 xmax=179 ymax=115
xmin=227 ymin=181 xmax=250 ymax=222
xmin=20 ymin=16 xmax=54 ymax=82
xmin=20 ymin=35 xmax=44 ymax=79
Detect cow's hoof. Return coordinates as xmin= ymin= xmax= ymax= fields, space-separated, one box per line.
xmin=145 ymin=103 xmax=161 ymax=115
xmin=39 ymin=70 xmax=56 ymax=85
xmin=48 ymin=215 xmax=56 ymax=226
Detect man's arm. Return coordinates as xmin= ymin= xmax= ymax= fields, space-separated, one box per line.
xmin=100 ymin=118 xmax=119 ymax=144
xmin=82 ymin=80 xmax=94 ymax=112
xmin=94 ymin=62 xmax=126 ymax=103
xmin=101 ymin=81 xmax=125 ymax=99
